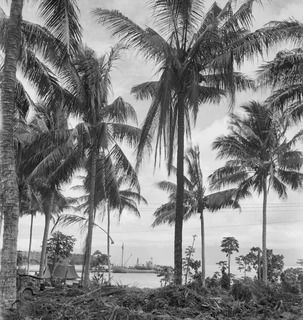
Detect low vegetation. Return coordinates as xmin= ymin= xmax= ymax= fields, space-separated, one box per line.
xmin=6 ymin=274 xmax=303 ymax=320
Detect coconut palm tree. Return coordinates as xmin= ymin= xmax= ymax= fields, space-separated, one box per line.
xmin=152 ymin=145 xmax=242 ymax=286
xmin=20 ymin=101 xmax=83 ymax=277
xmin=209 ymin=101 xmax=303 ymax=283
xmin=0 ymin=1 xmax=82 ymax=111
xmin=71 ymin=149 xmax=145 ymax=285
xmin=258 ymin=48 xmax=303 ymax=120
xmin=0 ymin=0 xmax=81 ymax=303
xmin=56 ymin=163 xmax=147 ymax=285
xmin=71 ymin=46 xmax=142 ymax=286
xmin=0 ymin=0 xmax=24 ymax=304
xmin=94 ymin=0 xmax=303 ymax=284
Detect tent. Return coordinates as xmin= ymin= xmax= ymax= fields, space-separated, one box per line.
xmin=43 ymin=263 xmax=79 ymax=280
xmin=53 ymin=264 xmax=79 ymax=280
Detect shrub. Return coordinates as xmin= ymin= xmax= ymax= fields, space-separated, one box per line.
xmin=221 ymin=273 xmax=230 ymax=290
xmin=281 ymin=268 xmax=303 ymax=294
xmin=231 ymin=280 xmax=252 ymax=302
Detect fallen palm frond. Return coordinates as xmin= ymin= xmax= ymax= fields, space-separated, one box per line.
xmin=14 ymin=280 xmax=303 ymax=320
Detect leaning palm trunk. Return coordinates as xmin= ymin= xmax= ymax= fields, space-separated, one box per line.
xmin=27 ymin=212 xmax=34 ymax=274
xmin=174 ymin=97 xmax=185 ymax=285
xmin=39 ymin=193 xmax=54 ymax=277
xmin=262 ymin=180 xmax=268 ymax=283
xmin=83 ymin=148 xmax=97 ymax=287
xmin=0 ymin=0 xmax=23 ymax=305
xmin=200 ymin=210 xmax=206 ymax=287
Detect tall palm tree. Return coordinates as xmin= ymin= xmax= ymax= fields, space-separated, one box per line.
xmin=0 ymin=0 xmax=24 ymax=305
xmin=152 ymin=146 xmax=242 ymax=286
xmin=209 ymin=101 xmax=303 ymax=283
xmin=0 ymin=0 xmax=81 ymax=303
xmin=94 ymin=0 xmax=303 ymax=284
xmin=72 ymin=46 xmax=141 ymax=286
xmin=21 ymin=102 xmax=81 ymax=277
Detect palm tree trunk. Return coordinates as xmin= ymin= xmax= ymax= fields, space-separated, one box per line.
xmin=80 ymin=235 xmax=87 ymax=284
xmin=257 ymin=249 xmax=261 ymax=280
xmin=83 ymin=147 xmax=97 ymax=287
xmin=228 ymin=254 xmax=231 ymax=277
xmin=39 ymin=194 xmax=54 ymax=277
xmin=107 ymin=201 xmax=111 ymax=285
xmin=262 ymin=179 xmax=268 ymax=283
xmin=0 ymin=212 xmax=3 ymax=236
xmin=174 ymin=94 xmax=185 ymax=285
xmin=0 ymin=0 xmax=23 ymax=305
xmin=200 ymin=210 xmax=206 ymax=287
xmin=27 ymin=212 xmax=34 ymax=274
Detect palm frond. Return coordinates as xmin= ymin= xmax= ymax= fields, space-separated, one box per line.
xmin=131 ymin=81 xmax=158 ymax=100
xmin=38 ymin=0 xmax=82 ymax=55
xmin=117 ymin=197 xmax=141 ymax=220
xmin=119 ymin=189 xmax=148 ymax=205
xmin=18 ymin=48 xmax=59 ymax=99
xmin=278 ymin=169 xmax=303 ymax=190
xmin=278 ymin=150 xmax=303 ymax=171
xmin=109 ymin=144 xmax=140 ymax=192
xmin=93 ymin=9 xmax=167 ymax=63
xmin=205 ymin=189 xmax=240 ymax=212
xmin=266 ymin=85 xmax=303 ymax=110
xmin=104 ymin=97 xmax=138 ymax=125
xmin=258 ymin=48 xmax=303 ymax=88
xmin=209 ymin=166 xmax=249 ymax=190
xmin=21 ymin=19 xmax=69 ymax=69
xmin=222 ymin=0 xmax=258 ymax=31
xmin=109 ymin=123 xmax=141 ymax=147
xmin=152 ymin=202 xmax=176 ymax=227
xmin=157 ymin=181 xmax=177 ymax=194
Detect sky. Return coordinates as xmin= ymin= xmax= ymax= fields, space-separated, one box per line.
xmin=1 ymin=0 xmax=303 ymax=274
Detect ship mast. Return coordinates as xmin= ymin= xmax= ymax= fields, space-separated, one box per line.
xmin=121 ymin=242 xmax=124 ymax=267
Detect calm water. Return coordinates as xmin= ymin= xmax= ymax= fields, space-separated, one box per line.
xmin=29 ymin=265 xmax=161 ymax=288
xmin=32 ymin=264 xmax=292 ymax=288
xmin=107 ymin=272 xmax=160 ymax=288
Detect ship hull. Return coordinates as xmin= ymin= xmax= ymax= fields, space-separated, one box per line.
xmin=112 ymin=266 xmax=156 ymax=273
